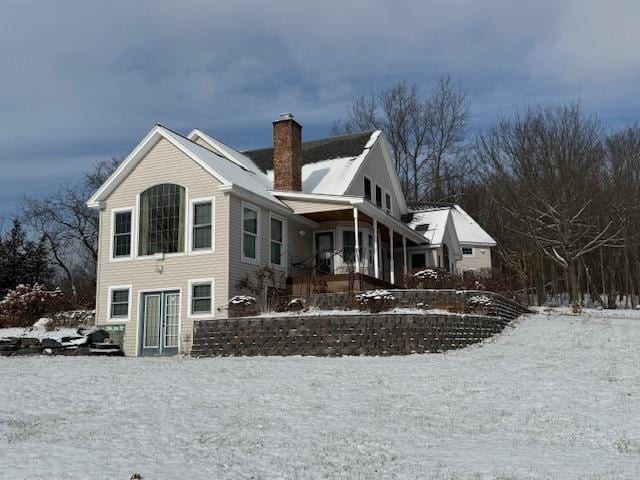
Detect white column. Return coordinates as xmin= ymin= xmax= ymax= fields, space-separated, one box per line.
xmin=373 ymin=218 xmax=379 ymax=279
xmin=389 ymin=228 xmax=395 ymax=285
xmin=402 ymin=236 xmax=408 ymax=276
xmin=353 ymin=207 xmax=360 ymax=274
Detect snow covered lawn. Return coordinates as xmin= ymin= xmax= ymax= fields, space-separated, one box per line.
xmin=2 ymin=312 xmax=640 ymax=479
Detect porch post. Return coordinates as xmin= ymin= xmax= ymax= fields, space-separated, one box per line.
xmin=389 ymin=228 xmax=395 ymax=285
xmin=373 ymin=218 xmax=380 ymax=279
xmin=353 ymin=207 xmax=360 ymax=274
xmin=402 ymin=235 xmax=408 ymax=276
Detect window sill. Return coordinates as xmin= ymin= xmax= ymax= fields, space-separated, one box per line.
xmin=107 ymin=316 xmax=130 ymax=322
xmin=189 ymin=248 xmax=215 ymax=256
xmin=241 ymin=256 xmax=261 ymax=266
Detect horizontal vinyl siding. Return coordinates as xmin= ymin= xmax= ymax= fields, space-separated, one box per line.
xmin=96 ymin=138 xmax=229 ymax=356
xmin=346 ymin=141 xmax=402 ymax=218
xmin=457 ymin=246 xmax=492 ymax=271
xmin=281 ymin=199 xmax=350 ymax=214
xmin=227 ymin=195 xmax=313 ymax=298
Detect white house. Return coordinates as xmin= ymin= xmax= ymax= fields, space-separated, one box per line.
xmin=87 ymin=113 xmax=495 ymax=356
xmin=406 ymin=205 xmax=496 ymax=272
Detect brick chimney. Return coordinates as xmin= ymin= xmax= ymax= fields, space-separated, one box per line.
xmin=273 ymin=112 xmax=302 ymax=191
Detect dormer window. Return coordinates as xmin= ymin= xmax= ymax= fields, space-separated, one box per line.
xmin=139 ymin=183 xmax=186 ymax=256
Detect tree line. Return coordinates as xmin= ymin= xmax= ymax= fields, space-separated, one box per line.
xmin=2 ymin=76 xmax=638 ymax=307
xmin=334 ymin=78 xmax=640 ymax=307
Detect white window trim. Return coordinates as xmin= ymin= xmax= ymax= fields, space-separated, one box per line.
xmin=363 ymin=175 xmax=373 ymax=201
xmin=241 ymin=201 xmax=261 ymax=265
xmin=109 ymin=207 xmax=134 ymax=262
xmin=107 ymin=285 xmax=132 ymax=322
xmin=384 ymin=189 xmax=392 ymax=214
xmin=133 ymin=184 xmax=190 ymax=261
xmin=462 ymin=247 xmax=475 ymax=257
xmin=188 ymin=278 xmax=215 ymax=319
xmin=188 ymin=196 xmax=215 ymax=254
xmin=268 ymin=213 xmax=287 ymax=270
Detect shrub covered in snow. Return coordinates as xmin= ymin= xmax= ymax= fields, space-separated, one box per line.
xmin=355 ymin=290 xmax=396 ymax=313
xmin=466 ymin=294 xmax=495 ymax=315
xmin=0 ymin=284 xmax=65 ymax=328
xmin=228 ymin=295 xmax=259 ymax=317
xmin=404 ymin=267 xmax=511 ymax=294
xmin=286 ymin=298 xmax=306 ymax=312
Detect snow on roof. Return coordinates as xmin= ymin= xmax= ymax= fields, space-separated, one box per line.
xmin=187 ymin=129 xmax=267 ymax=178
xmin=406 ymin=205 xmax=496 ymax=247
xmin=406 ymin=207 xmax=451 ymax=245
xmin=266 ymin=156 xmax=362 ymax=195
xmin=451 ymin=205 xmax=496 ymax=246
xmin=160 ymin=127 xmax=284 ymax=207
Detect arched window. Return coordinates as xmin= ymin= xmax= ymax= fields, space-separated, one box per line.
xmin=138 ymin=184 xmax=186 ymax=256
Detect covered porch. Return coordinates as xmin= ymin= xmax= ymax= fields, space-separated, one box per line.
xmin=279 ymin=192 xmax=427 ymax=295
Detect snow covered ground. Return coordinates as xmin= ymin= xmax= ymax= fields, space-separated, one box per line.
xmin=2 ymin=312 xmax=640 ymax=479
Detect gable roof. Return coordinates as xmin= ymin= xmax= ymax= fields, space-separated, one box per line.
xmin=187 ymin=128 xmax=266 ymax=175
xmin=243 ymin=130 xmax=375 ymax=173
xmin=406 ymin=205 xmax=496 ymax=247
xmin=451 ymin=205 xmax=496 ymax=246
xmin=406 ymin=207 xmax=452 ymax=246
xmin=87 ymin=125 xmax=285 ymax=208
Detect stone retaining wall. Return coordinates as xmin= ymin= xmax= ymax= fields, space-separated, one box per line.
xmin=191 ymin=313 xmax=509 ymax=357
xmin=295 ymin=289 xmax=529 ymax=320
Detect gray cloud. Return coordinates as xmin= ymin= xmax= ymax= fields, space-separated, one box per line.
xmin=1 ymin=0 xmax=639 ymax=216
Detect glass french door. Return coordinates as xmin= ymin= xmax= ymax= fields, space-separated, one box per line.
xmin=140 ymin=291 xmax=180 ymax=356
xmin=315 ymin=232 xmax=334 ymax=274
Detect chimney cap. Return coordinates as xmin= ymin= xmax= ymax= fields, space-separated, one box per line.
xmin=278 ymin=112 xmax=294 ymax=120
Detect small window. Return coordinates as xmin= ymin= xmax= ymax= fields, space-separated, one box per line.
xmin=375 ymin=185 xmax=382 ymax=207
xmin=364 ymin=177 xmax=372 ymax=200
xmin=462 ymin=247 xmax=473 ymax=256
xmin=193 ymin=201 xmax=212 ymax=250
xmin=411 ymin=253 xmax=426 ymax=269
xmin=113 ymin=211 xmax=132 ymax=258
xmin=191 ymin=282 xmax=212 ymax=314
xmin=110 ymin=288 xmax=130 ymax=318
xmin=242 ymin=205 xmax=259 ymax=262
xmin=270 ymin=216 xmax=284 ymax=266
xmin=385 ymin=193 xmax=392 ymax=213
xmin=415 ymin=223 xmax=429 ymax=232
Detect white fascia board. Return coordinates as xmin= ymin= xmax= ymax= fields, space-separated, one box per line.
xmin=223 ymin=185 xmax=318 ymax=228
xmin=86 ymin=125 xmax=232 ymax=208
xmin=273 ymin=191 xmax=362 ymax=204
xmin=378 ymin=134 xmax=408 ymax=214
xmin=357 ymin=202 xmax=427 ymax=245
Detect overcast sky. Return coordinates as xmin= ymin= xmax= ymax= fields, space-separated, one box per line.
xmin=1 ymin=0 xmax=640 ymax=218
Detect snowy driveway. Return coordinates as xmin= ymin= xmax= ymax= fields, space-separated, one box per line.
xmin=1 ymin=313 xmax=640 ymax=479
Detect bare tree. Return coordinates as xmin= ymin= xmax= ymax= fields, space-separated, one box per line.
xmin=333 ymin=75 xmax=469 ymax=202
xmin=476 ymin=104 xmax=627 ymax=302
xmin=21 ymin=158 xmax=120 ymax=304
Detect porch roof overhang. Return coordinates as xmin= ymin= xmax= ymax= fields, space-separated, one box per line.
xmin=273 ymin=191 xmax=429 ymax=246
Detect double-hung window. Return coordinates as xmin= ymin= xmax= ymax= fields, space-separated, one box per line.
xmin=113 ymin=210 xmax=132 ymax=258
xmin=364 ymin=177 xmax=372 ymax=201
xmin=385 ymin=192 xmax=392 ymax=213
xmin=375 ymin=185 xmax=383 ymax=207
xmin=190 ymin=280 xmax=212 ymax=315
xmin=270 ymin=216 xmax=285 ymax=267
xmin=192 ymin=200 xmax=213 ymax=251
xmin=109 ymin=287 xmax=130 ymax=320
xmin=242 ymin=205 xmax=259 ymax=262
